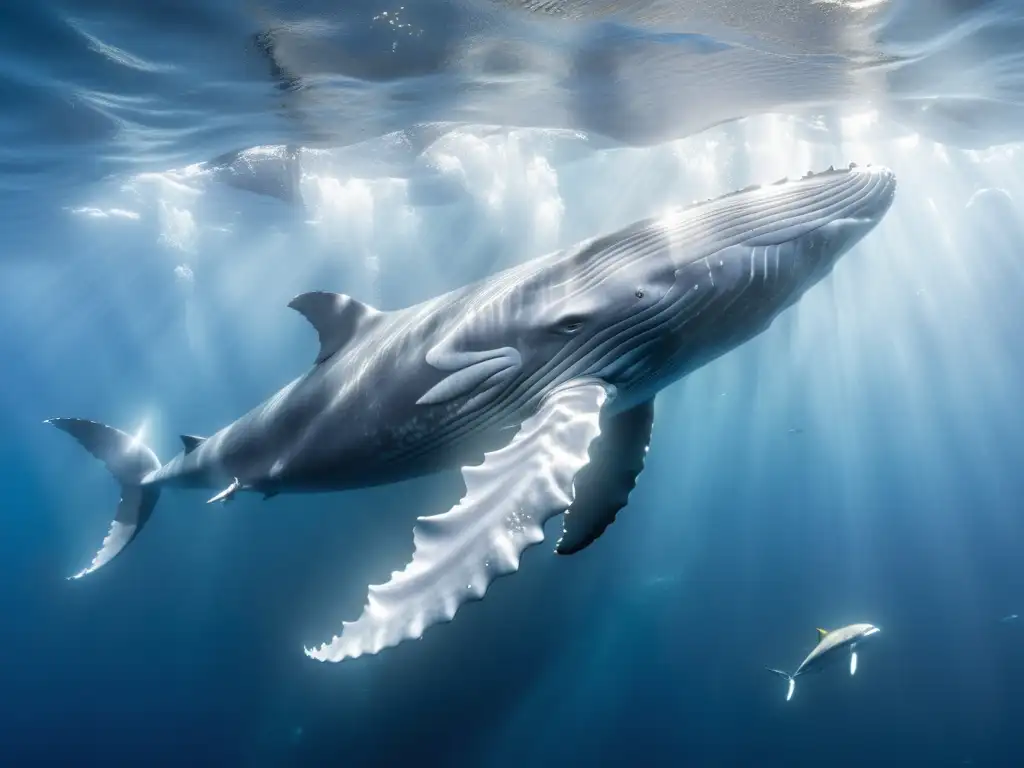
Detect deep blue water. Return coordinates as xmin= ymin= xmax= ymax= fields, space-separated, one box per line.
xmin=3 ymin=1 xmax=1024 ymax=766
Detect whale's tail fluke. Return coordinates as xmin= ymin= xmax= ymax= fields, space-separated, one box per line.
xmin=765 ymin=667 xmax=796 ymax=701
xmin=45 ymin=418 xmax=162 ymax=580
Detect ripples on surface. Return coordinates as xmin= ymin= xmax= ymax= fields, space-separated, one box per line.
xmin=3 ymin=0 xmax=1024 ymax=226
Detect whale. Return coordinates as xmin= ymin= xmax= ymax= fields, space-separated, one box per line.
xmin=766 ymin=623 xmax=882 ymax=701
xmin=47 ymin=163 xmax=896 ymax=662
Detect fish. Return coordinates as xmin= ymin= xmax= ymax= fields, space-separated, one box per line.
xmin=766 ymin=623 xmax=881 ymax=701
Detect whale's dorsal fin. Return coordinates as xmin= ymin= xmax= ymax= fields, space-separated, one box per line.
xmin=288 ymin=291 xmax=382 ymax=365
xmin=180 ymin=434 xmax=206 ymax=454
xmin=816 ymin=628 xmax=829 ymax=642
xmin=556 ymin=399 xmax=654 ymax=555
xmin=305 ymin=379 xmax=615 ymax=662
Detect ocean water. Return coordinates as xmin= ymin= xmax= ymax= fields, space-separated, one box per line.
xmin=3 ymin=1 xmax=1024 ymax=766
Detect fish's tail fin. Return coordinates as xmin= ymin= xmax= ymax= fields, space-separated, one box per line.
xmin=765 ymin=667 xmax=796 ymax=701
xmin=46 ymin=418 xmax=162 ymax=579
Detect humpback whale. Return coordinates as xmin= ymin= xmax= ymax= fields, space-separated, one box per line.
xmin=47 ymin=164 xmax=896 ymax=662
xmin=766 ymin=623 xmax=881 ymax=701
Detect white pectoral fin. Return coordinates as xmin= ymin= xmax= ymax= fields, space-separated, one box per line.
xmin=850 ymin=649 xmax=858 ymax=675
xmin=305 ymin=379 xmax=615 ymax=662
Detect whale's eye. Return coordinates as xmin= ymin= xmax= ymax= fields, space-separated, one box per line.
xmin=635 ymin=288 xmax=645 ymax=299
xmin=558 ymin=316 xmax=585 ymax=334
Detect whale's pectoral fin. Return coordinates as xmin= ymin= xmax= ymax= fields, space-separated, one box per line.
xmin=556 ymin=399 xmax=654 ymax=555
xmin=305 ymin=379 xmax=615 ymax=662
xmin=288 ymin=291 xmax=383 ymax=365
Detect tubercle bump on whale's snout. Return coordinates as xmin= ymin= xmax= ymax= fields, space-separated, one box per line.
xmin=795 ymin=163 xmax=896 ymax=221
xmin=853 ymin=164 xmax=897 ymax=220
xmin=685 ymin=163 xmax=897 ymax=220
xmin=795 ymin=162 xmax=894 ymax=183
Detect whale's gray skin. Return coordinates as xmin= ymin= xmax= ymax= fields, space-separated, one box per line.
xmin=48 ymin=164 xmax=896 ymax=662
xmin=766 ymin=623 xmax=882 ymax=701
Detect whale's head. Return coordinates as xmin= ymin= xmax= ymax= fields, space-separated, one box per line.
xmin=419 ymin=165 xmax=894 ymax=418
xmin=519 ymin=164 xmax=897 ymax=400
xmin=704 ymin=163 xmax=898 ymax=281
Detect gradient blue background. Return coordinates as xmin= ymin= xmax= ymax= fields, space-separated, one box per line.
xmin=2 ymin=1 xmax=1023 ymax=766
